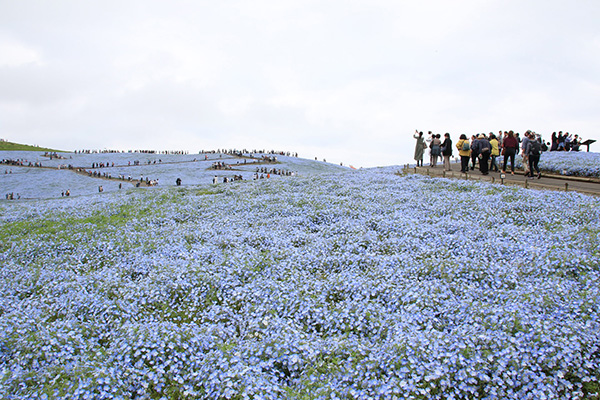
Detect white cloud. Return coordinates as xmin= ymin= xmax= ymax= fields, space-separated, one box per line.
xmin=1 ymin=0 xmax=600 ymax=166
xmin=0 ymin=35 xmax=42 ymax=67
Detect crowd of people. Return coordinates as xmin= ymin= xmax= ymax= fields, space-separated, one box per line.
xmin=213 ymin=175 xmax=244 ymax=183
xmin=75 ymin=149 xmax=189 ymax=154
xmin=414 ymin=130 xmax=572 ymax=178
xmin=82 ymin=169 xmax=159 ymax=186
xmin=549 ymin=132 xmax=582 ymax=151
xmin=2 ymin=158 xmax=43 ymax=168
xmin=5 ymin=192 xmax=21 ymax=200
xmin=210 ymin=161 xmax=233 ymax=170
xmin=255 ymin=166 xmax=295 ymax=176
xmin=42 ymin=152 xmax=66 ymax=160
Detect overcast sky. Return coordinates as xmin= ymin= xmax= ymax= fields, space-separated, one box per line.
xmin=1 ymin=1 xmax=599 ymax=167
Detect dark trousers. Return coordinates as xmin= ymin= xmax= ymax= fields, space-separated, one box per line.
xmin=490 ymin=155 xmax=499 ymax=171
xmin=503 ymin=149 xmax=516 ymax=172
xmin=528 ymin=154 xmax=540 ymax=176
xmin=479 ymin=152 xmax=490 ymax=174
xmin=471 ymin=153 xmax=478 ymax=170
xmin=460 ymin=156 xmax=470 ymax=172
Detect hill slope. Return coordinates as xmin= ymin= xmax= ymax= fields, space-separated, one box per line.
xmin=0 ymin=140 xmax=65 ymax=152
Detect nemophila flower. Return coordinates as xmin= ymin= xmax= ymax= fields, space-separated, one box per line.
xmin=1 ymin=165 xmax=600 ymax=399
xmin=497 ymin=151 xmax=600 ymax=177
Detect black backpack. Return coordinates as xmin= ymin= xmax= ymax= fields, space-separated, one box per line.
xmin=530 ymin=140 xmax=541 ymax=156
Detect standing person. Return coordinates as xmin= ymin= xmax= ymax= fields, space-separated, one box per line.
xmin=413 ymin=131 xmax=426 ymax=167
xmin=441 ymin=133 xmax=453 ymax=171
xmin=557 ymin=131 xmax=565 ymax=150
xmin=456 ymin=134 xmax=471 ymax=173
xmin=489 ymin=133 xmax=500 ymax=172
xmin=470 ymin=135 xmax=479 ymax=170
xmin=430 ymin=134 xmax=442 ymax=167
xmin=521 ymin=132 xmax=531 ymax=176
xmin=572 ymin=134 xmax=581 ymax=151
xmin=502 ymin=131 xmax=518 ymax=175
xmin=565 ymin=132 xmax=572 ymax=151
xmin=476 ymin=134 xmax=491 ymax=175
xmin=526 ymin=136 xmax=542 ymax=178
xmin=550 ymin=132 xmax=558 ymax=151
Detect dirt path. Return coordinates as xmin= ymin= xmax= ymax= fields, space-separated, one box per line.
xmin=403 ymin=162 xmax=600 ymax=196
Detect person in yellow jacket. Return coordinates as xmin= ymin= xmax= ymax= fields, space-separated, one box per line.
xmin=489 ymin=133 xmax=500 ymax=172
xmin=456 ymin=134 xmax=471 ymax=173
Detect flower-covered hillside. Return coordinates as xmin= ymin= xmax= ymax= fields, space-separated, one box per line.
xmin=1 ymin=150 xmax=349 ymax=199
xmin=1 ymin=172 xmax=599 ymax=399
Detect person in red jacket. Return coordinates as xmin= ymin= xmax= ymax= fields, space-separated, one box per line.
xmin=501 ymin=131 xmax=518 ymax=174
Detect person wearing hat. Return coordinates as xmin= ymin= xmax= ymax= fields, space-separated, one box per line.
xmin=473 ymin=134 xmax=491 ymax=175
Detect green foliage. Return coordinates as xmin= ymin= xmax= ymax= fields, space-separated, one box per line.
xmin=0 ymin=141 xmax=65 ymax=152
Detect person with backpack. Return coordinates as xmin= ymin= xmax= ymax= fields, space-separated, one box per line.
xmin=526 ymin=136 xmax=542 ymax=178
xmin=456 ymin=134 xmax=471 ymax=173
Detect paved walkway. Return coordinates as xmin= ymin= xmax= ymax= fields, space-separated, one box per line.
xmin=404 ymin=161 xmax=600 ymax=196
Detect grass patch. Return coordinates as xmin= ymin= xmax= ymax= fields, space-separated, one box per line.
xmin=0 ymin=141 xmax=66 ymax=152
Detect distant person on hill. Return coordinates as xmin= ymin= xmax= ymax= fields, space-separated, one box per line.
xmin=502 ymin=131 xmax=518 ymax=174
xmin=456 ymin=134 xmax=471 ymax=173
xmin=441 ymin=133 xmax=453 ymax=171
xmin=413 ymin=131 xmax=426 ymax=167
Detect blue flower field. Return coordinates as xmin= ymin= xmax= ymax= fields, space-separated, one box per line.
xmin=512 ymin=151 xmax=600 ymax=177
xmin=1 ymin=153 xmax=599 ymax=399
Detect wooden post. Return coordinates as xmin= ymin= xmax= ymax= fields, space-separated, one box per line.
xmin=525 ymin=179 xmax=528 ymax=189
xmin=492 ymin=177 xmax=495 ymax=184
xmin=565 ymin=183 xmax=569 ymax=192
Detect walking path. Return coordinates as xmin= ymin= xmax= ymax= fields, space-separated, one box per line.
xmin=403 ymin=162 xmax=600 ymax=197
xmin=3 ymin=154 xmax=282 ymax=188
